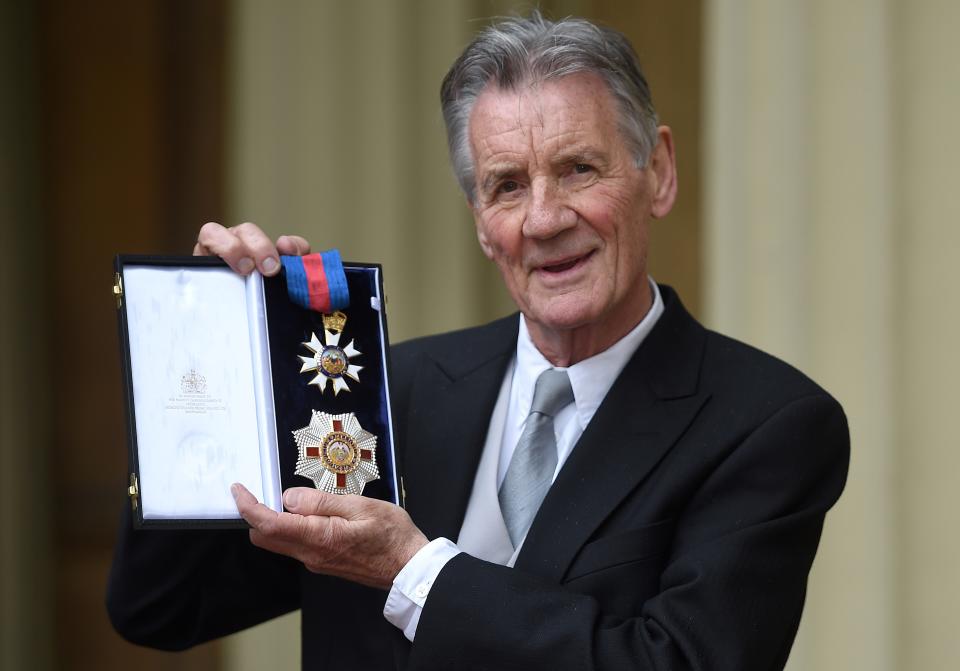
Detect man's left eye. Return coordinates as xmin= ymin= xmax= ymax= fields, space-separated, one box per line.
xmin=573 ymin=163 xmax=592 ymax=174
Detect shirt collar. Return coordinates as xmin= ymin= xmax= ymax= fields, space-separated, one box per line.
xmin=515 ymin=279 xmax=665 ymax=430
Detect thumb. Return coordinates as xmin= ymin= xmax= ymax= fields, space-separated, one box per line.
xmin=283 ymin=487 xmax=361 ymax=518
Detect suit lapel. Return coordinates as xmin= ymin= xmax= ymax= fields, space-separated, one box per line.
xmin=516 ymin=287 xmax=710 ymax=582
xmin=403 ymin=317 xmax=517 ymax=541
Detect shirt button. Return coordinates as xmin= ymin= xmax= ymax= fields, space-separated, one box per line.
xmin=414 ymin=583 xmax=430 ymax=599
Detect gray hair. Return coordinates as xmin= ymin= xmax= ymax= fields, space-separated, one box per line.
xmin=440 ymin=11 xmax=660 ymax=203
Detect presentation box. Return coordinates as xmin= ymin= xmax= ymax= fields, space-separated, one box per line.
xmin=113 ymin=255 xmax=399 ymax=529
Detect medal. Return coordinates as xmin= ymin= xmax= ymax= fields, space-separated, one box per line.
xmin=298 ymin=311 xmax=363 ymax=395
xmin=293 ymin=411 xmax=379 ymax=495
xmin=283 ymin=250 xmax=377 ymax=495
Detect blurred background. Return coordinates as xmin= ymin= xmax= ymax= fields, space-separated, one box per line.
xmin=1 ymin=0 xmax=957 ymax=669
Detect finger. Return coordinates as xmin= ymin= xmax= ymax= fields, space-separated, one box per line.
xmin=232 ymin=482 xmax=292 ymax=530
xmin=276 ymin=235 xmax=311 ymax=256
xmin=193 ymin=222 xmax=230 ymax=257
xmin=196 ymin=222 xmax=257 ymax=275
xmin=283 ymin=487 xmax=367 ymax=519
xmin=233 ymin=484 xmax=320 ymax=557
xmin=234 ymin=484 xmax=320 ymax=544
xmin=232 ymin=222 xmax=281 ymax=276
xmin=231 ymin=482 xmax=273 ymax=523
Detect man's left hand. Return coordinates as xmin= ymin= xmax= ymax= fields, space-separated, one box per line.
xmin=232 ymin=484 xmax=429 ymax=590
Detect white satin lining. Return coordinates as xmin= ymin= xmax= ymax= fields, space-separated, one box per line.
xmin=124 ymin=265 xmax=281 ymax=519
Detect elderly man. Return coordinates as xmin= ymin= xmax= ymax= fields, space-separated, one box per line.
xmin=109 ymin=13 xmax=848 ymax=671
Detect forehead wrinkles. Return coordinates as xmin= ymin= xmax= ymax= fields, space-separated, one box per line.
xmin=473 ymin=86 xmax=591 ymax=169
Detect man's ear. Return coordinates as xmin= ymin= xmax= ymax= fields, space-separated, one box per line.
xmin=468 ymin=196 xmax=497 ymax=260
xmin=475 ymin=218 xmax=495 ymax=260
xmin=648 ymin=126 xmax=678 ymax=219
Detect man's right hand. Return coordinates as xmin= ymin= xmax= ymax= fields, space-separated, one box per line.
xmin=193 ymin=221 xmax=312 ymax=276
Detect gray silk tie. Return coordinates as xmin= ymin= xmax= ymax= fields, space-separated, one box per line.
xmin=499 ymin=368 xmax=574 ymax=547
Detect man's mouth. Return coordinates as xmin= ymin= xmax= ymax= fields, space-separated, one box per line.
xmin=539 ymin=250 xmax=594 ymax=274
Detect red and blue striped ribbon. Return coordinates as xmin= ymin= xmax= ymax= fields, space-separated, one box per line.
xmin=280 ymin=249 xmax=349 ymax=313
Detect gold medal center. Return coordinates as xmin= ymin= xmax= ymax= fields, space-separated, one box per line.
xmin=319 ymin=347 xmax=348 ymax=376
xmin=320 ymin=431 xmax=359 ymax=473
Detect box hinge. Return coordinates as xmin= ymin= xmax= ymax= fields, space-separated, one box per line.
xmin=113 ymin=272 xmax=123 ymax=309
xmin=128 ymin=472 xmax=139 ymax=511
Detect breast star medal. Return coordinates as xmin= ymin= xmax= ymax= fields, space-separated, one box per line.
xmin=293 ymin=411 xmax=379 ymax=495
xmin=298 ymin=311 xmax=363 ymax=395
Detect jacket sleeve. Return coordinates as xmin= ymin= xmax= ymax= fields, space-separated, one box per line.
xmin=106 ymin=502 xmax=301 ymax=651
xmin=406 ymin=393 xmax=849 ymax=671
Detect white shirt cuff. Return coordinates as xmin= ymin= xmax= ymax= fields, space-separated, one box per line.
xmin=382 ymin=537 xmax=461 ymax=642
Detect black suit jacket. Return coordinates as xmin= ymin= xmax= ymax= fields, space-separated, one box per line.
xmin=108 ymin=286 xmax=849 ymax=670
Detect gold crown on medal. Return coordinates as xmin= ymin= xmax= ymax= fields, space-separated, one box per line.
xmin=322 ymin=310 xmax=347 ymax=334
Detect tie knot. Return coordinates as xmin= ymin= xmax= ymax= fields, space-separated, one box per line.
xmin=530 ymin=368 xmax=574 ymax=418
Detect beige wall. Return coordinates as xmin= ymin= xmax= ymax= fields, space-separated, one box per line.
xmin=896 ymin=2 xmax=960 ymax=667
xmin=706 ymin=1 xmax=960 ymax=669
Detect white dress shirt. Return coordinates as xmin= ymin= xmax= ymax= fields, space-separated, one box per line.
xmin=383 ymin=280 xmax=665 ymax=641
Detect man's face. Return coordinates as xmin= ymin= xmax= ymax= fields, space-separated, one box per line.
xmin=469 ymin=72 xmax=674 ymax=345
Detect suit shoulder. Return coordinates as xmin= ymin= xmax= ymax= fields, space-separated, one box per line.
xmin=700 ymin=329 xmax=842 ymax=411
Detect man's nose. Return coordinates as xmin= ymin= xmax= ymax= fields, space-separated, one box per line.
xmin=522 ymin=179 xmax=576 ymax=239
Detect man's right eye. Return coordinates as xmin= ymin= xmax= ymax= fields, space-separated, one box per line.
xmin=499 ymin=180 xmax=519 ymax=194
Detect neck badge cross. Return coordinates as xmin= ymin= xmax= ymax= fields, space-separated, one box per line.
xmin=298 ymin=311 xmax=363 ymax=395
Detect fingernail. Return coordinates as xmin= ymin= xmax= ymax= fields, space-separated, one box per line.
xmin=262 ymin=257 xmax=278 ymax=275
xmin=238 ymin=257 xmax=255 ymax=274
xmin=230 ymin=483 xmax=240 ymax=500
xmin=283 ymin=489 xmax=299 ymax=508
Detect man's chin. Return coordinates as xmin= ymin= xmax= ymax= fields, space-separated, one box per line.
xmin=522 ymin=297 xmax=602 ymax=334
